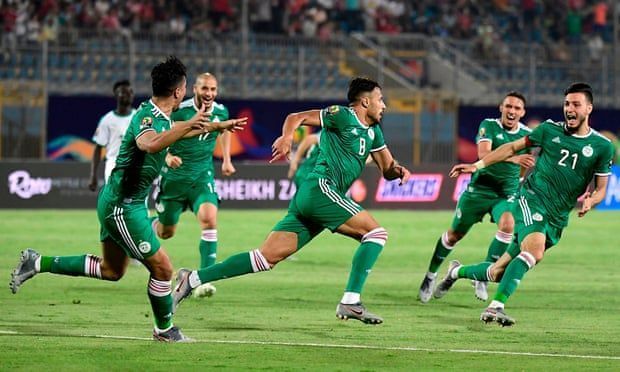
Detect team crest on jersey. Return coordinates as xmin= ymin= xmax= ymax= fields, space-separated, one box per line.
xmin=532 ymin=213 xmax=543 ymax=222
xmin=138 ymin=241 xmax=151 ymax=254
xmin=368 ymin=128 xmax=375 ymax=140
xmin=327 ymin=105 xmax=340 ymax=114
xmin=141 ymin=116 xmax=153 ymax=129
xmin=582 ymin=145 xmax=593 ymax=157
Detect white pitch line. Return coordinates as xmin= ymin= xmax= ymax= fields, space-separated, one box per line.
xmin=1 ymin=329 xmax=618 ymax=361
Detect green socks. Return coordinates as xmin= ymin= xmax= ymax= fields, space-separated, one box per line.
xmin=485 ymin=231 xmax=513 ymax=262
xmin=147 ymin=277 xmax=173 ymax=330
xmin=39 ymin=254 xmax=102 ymax=278
xmin=494 ymin=252 xmax=536 ymax=303
xmin=196 ymin=249 xmax=269 ymax=285
xmin=345 ymin=241 xmax=383 ymax=293
xmin=199 ymin=229 xmax=218 ymax=268
xmin=458 ymin=262 xmax=492 ymax=281
xmin=428 ymin=233 xmax=454 ymax=273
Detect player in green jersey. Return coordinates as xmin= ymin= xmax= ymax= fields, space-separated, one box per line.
xmin=172 ymin=77 xmax=412 ymax=324
xmin=153 ymin=73 xmax=234 ymax=299
xmin=9 ymin=56 xmax=247 ymax=341
xmin=440 ymin=83 xmax=614 ymax=326
xmin=419 ymin=92 xmax=535 ymax=303
xmin=287 ymin=131 xmax=320 ymax=188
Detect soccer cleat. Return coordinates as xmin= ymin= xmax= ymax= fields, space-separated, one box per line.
xmin=193 ymin=282 xmax=216 ymax=299
xmin=418 ymin=274 xmax=436 ymax=303
xmin=473 ymin=280 xmax=489 ymax=301
xmin=172 ymin=269 xmax=194 ymax=313
xmin=433 ymin=260 xmax=461 ymax=299
xmin=336 ymin=302 xmax=383 ymax=325
xmin=10 ymin=248 xmax=40 ymax=294
xmin=480 ymin=306 xmax=516 ymax=327
xmin=153 ymin=326 xmax=193 ymax=342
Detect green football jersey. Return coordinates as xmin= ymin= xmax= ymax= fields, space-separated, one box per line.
xmin=164 ymin=98 xmax=229 ymax=182
xmin=104 ymin=99 xmax=172 ymax=203
xmin=310 ymin=105 xmax=386 ymax=193
xmin=524 ymin=119 xmax=614 ymax=226
xmin=470 ymin=118 xmax=531 ymax=196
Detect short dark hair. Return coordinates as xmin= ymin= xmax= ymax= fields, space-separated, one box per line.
xmin=505 ymin=91 xmax=526 ymax=107
xmin=112 ymin=79 xmax=130 ymax=93
xmin=347 ymin=77 xmax=381 ymax=103
xmin=564 ymin=82 xmax=593 ymax=104
xmin=151 ymin=56 xmax=187 ymax=97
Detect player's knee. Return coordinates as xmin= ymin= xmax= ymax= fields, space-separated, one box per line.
xmin=158 ymin=227 xmax=175 ymax=240
xmin=361 ymin=227 xmax=388 ymax=247
xmin=100 ymin=266 xmax=124 ymax=281
xmin=445 ymin=230 xmax=463 ymax=246
xmin=488 ymin=266 xmax=505 ymax=282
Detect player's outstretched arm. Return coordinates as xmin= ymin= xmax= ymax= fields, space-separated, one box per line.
xmin=450 ymin=137 xmax=529 ymax=177
xmin=578 ymin=175 xmax=609 ymax=217
xmin=271 ymin=110 xmax=321 ymax=163
xmin=371 ymin=148 xmax=411 ymax=185
xmin=137 ymin=119 xmax=206 ymax=153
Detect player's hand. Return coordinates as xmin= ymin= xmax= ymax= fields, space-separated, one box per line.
xmin=578 ymin=192 xmax=592 ymax=217
xmin=449 ymin=163 xmax=477 ymax=178
xmin=88 ymin=175 xmax=98 ymax=192
xmin=287 ymin=163 xmax=298 ymax=179
xmin=188 ymin=103 xmax=210 ymax=131
xmin=398 ymin=165 xmax=411 ymax=186
xmin=270 ymin=135 xmax=293 ymax=163
xmin=221 ymin=160 xmax=236 ymax=176
xmin=166 ymin=153 xmax=183 ymax=168
xmin=510 ymin=154 xmax=536 ymax=169
xmin=217 ymin=118 xmax=247 ymax=133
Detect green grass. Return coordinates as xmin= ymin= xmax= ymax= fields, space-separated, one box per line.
xmin=1 ymin=209 xmax=619 ymax=370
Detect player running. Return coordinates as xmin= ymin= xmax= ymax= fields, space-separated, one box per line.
xmin=419 ymin=92 xmax=535 ymax=303
xmin=153 ymin=73 xmax=234 ymax=299
xmin=172 ymin=77 xmax=411 ymax=324
xmin=439 ymin=82 xmax=614 ymax=326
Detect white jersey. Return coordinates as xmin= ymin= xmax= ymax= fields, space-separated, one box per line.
xmin=92 ymin=108 xmax=136 ymax=181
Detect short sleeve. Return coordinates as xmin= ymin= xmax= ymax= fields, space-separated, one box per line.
xmin=135 ymin=115 xmax=156 ymax=140
xmin=320 ymin=105 xmax=348 ymax=130
xmin=595 ymin=141 xmax=615 ymax=176
xmin=527 ymin=119 xmax=552 ymax=146
xmin=370 ymin=125 xmax=386 ymax=152
xmin=92 ymin=115 xmax=110 ymax=146
xmin=475 ymin=120 xmax=493 ymax=144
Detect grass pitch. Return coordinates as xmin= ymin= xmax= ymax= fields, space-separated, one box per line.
xmin=1 ymin=209 xmax=619 ymax=370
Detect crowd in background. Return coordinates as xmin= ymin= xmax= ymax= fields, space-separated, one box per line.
xmin=0 ymin=0 xmax=613 ymax=44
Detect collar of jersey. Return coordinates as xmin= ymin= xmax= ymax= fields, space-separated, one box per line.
xmin=149 ymin=99 xmax=171 ymax=122
xmin=494 ymin=118 xmax=521 ymax=134
xmin=349 ymin=107 xmax=370 ymax=129
xmin=563 ymin=122 xmax=593 ymax=138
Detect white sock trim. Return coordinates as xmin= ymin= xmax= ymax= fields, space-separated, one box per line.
xmin=517 ymin=251 xmax=536 ymax=269
xmin=84 ymin=254 xmax=102 ymax=279
xmin=361 ymin=227 xmax=388 ymax=246
xmin=495 ymin=230 xmax=514 ymax=244
xmin=441 ymin=232 xmax=455 ymax=249
xmin=34 ymin=257 xmax=41 ymax=273
xmin=201 ymin=229 xmax=218 ymax=242
xmin=187 ymin=270 xmax=202 ymax=288
xmin=188 ymin=271 xmax=201 ymax=288
xmin=250 ymin=250 xmax=270 ymax=273
xmin=340 ymin=292 xmax=360 ymax=304
xmin=148 ymin=278 xmax=171 ymax=297
xmin=154 ymin=324 xmax=173 ymax=334
xmin=489 ymin=300 xmax=504 ymax=309
xmin=426 ymin=272 xmax=437 ymax=279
